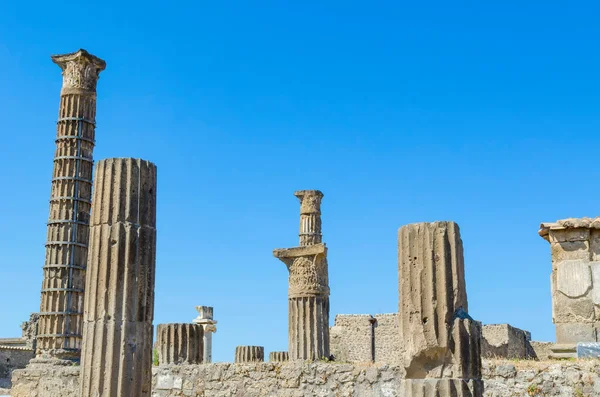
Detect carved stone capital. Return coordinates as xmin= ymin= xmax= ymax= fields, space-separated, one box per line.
xmin=51 ymin=49 xmax=106 ymax=93
xmin=274 ymin=243 xmax=329 ymax=298
xmin=294 ymin=190 xmax=323 ymax=214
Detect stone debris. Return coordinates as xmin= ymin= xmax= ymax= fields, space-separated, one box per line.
xmin=273 ymin=190 xmax=330 ymax=361
xmin=156 ymin=324 xmax=203 ymax=365
xmin=235 ymin=346 xmax=264 ymax=363
xmin=79 ymin=158 xmax=157 ymax=397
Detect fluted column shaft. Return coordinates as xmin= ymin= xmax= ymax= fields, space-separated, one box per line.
xmin=156 ymin=324 xmax=203 ymax=365
xmin=398 ymin=222 xmax=482 ymax=395
xmin=274 ymin=190 xmax=330 ymax=361
xmin=80 ymin=158 xmax=157 ymax=397
xmin=234 ymin=346 xmax=264 ymax=363
xmin=37 ymin=49 xmax=106 ymax=360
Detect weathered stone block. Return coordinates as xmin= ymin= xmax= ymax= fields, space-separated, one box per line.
xmin=556 ymin=323 xmax=596 ymax=344
xmin=330 ymin=314 xmax=374 ymax=363
xmin=481 ymin=324 xmax=534 ymax=359
xmin=548 ymin=228 xmax=590 ymax=243
xmin=550 ymin=242 xmax=590 ymax=269
xmin=556 ymin=260 xmax=592 ymax=297
xmin=552 ymin=292 xmax=594 ymax=323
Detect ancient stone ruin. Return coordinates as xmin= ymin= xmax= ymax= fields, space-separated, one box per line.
xmin=3 ymin=49 xmax=600 ymax=397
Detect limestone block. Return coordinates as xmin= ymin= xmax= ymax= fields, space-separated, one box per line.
xmin=268 ymin=351 xmax=289 ymax=362
xmin=481 ymin=324 xmax=533 ymax=359
xmin=374 ymin=313 xmax=402 ymax=364
xmin=591 ymin=262 xmax=600 ymax=304
xmin=235 ymin=346 xmax=264 ymax=363
xmin=330 ymin=315 xmax=374 ymax=363
xmin=550 ymin=242 xmax=590 ymax=270
xmin=556 ymin=323 xmax=596 ymax=344
xmin=529 ymin=341 xmax=553 ymax=360
xmin=156 ymin=324 xmax=203 ymax=365
xmin=552 ymin=292 xmax=594 ymax=323
xmin=548 ymin=228 xmax=590 ymax=243
xmin=556 ymin=260 xmax=592 ymax=297
xmin=589 ymin=230 xmax=600 ymax=260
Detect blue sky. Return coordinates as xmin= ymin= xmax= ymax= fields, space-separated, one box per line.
xmin=1 ymin=1 xmax=599 ymax=362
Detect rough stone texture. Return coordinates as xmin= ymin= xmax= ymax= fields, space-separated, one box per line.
xmin=37 ymin=49 xmax=106 ymax=361
xmin=10 ymin=360 xmax=600 ymax=397
xmin=269 ymin=351 xmax=289 ymax=362
xmin=79 ymin=158 xmax=157 ymax=397
xmin=273 ymin=190 xmax=330 ymax=361
xmin=20 ymin=313 xmax=40 ymax=351
xmin=0 ymin=347 xmax=35 ymax=389
xmin=374 ymin=313 xmax=401 ymax=364
xmin=398 ymin=221 xmax=482 ymax=387
xmin=330 ymin=314 xmax=374 ymax=363
xmin=481 ymin=324 xmax=535 ymax=359
xmin=192 ymin=306 xmax=217 ymax=364
xmin=529 ymin=341 xmax=552 ymax=360
xmin=156 ymin=324 xmax=203 ymax=365
xmin=540 ymin=217 xmax=600 ymax=347
xmin=234 ymin=346 xmax=264 ymax=363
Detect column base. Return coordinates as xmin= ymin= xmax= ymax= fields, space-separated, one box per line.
xmin=400 ymin=379 xmax=483 ymax=397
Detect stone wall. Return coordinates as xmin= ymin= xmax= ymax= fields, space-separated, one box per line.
xmin=481 ymin=324 xmax=535 ymax=359
xmin=330 ymin=314 xmax=374 ymax=362
xmin=373 ymin=313 xmax=401 ymax=364
xmin=11 ymin=360 xmax=600 ymax=397
xmin=0 ymin=347 xmax=34 ymax=389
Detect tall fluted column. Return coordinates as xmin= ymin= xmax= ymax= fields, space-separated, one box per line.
xmin=80 ymin=158 xmax=157 ymax=397
xmin=274 ymin=190 xmax=330 ymax=361
xmin=398 ymin=222 xmax=482 ymax=396
xmin=37 ymin=49 xmax=106 ymax=361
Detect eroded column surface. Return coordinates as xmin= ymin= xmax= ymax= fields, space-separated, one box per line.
xmin=398 ymin=222 xmax=482 ymax=396
xmin=192 ymin=306 xmax=217 ymax=363
xmin=274 ymin=190 xmax=330 ymax=361
xmin=80 ymin=158 xmax=157 ymax=397
xmin=156 ymin=324 xmax=203 ymax=365
xmin=539 ymin=218 xmax=600 ymax=356
xmin=234 ymin=346 xmax=264 ymax=363
xmin=37 ymin=49 xmax=106 ymax=361
xmin=269 ymin=351 xmax=289 ymax=362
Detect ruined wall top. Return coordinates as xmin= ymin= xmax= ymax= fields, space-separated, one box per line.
xmin=295 ymin=190 xmax=323 ymax=214
xmin=51 ymin=49 xmax=106 ymax=93
xmin=539 ymin=217 xmax=600 ymax=242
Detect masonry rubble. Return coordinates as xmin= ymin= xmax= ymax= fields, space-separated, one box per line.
xmin=273 ymin=190 xmax=330 ymax=361
xmin=79 ymin=158 xmax=158 ymax=397
xmin=539 ymin=217 xmax=600 ymax=358
xmin=192 ymin=306 xmax=217 ymax=363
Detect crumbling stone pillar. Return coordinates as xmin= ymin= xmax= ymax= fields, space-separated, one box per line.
xmin=37 ymin=49 xmax=106 ymax=361
xmin=79 ymin=158 xmax=157 ymax=397
xmin=539 ymin=218 xmax=600 ymax=357
xmin=234 ymin=346 xmax=264 ymax=363
xmin=398 ymin=222 xmax=482 ymax=396
xmin=192 ymin=306 xmax=217 ymax=363
xmin=269 ymin=351 xmax=289 ymax=362
xmin=156 ymin=324 xmax=203 ymax=365
xmin=273 ymin=190 xmax=330 ymax=361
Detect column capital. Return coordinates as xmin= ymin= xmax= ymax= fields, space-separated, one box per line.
xmin=294 ymin=190 xmax=323 ymax=214
xmin=51 ymin=49 xmax=106 ymax=93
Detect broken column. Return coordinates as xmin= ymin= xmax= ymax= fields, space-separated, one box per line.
xmin=539 ymin=217 xmax=600 ymax=357
xmin=156 ymin=324 xmax=203 ymax=365
xmin=192 ymin=306 xmax=217 ymax=363
xmin=234 ymin=346 xmax=264 ymax=363
xmin=37 ymin=49 xmax=106 ymax=361
xmin=79 ymin=158 xmax=157 ymax=397
xmin=398 ymin=222 xmax=482 ymax=396
xmin=269 ymin=351 xmax=289 ymax=362
xmin=273 ymin=190 xmax=330 ymax=361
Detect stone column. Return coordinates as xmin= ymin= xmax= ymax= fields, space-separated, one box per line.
xmin=156 ymin=324 xmax=203 ymax=365
xmin=273 ymin=190 xmax=330 ymax=361
xmin=192 ymin=306 xmax=217 ymax=363
xmin=539 ymin=217 xmax=600 ymax=358
xmin=37 ymin=49 xmax=106 ymax=361
xmin=234 ymin=346 xmax=264 ymax=363
xmin=398 ymin=222 xmax=482 ymax=396
xmin=79 ymin=158 xmax=157 ymax=397
xmin=269 ymin=351 xmax=289 ymax=362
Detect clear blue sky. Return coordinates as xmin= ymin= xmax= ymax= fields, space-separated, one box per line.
xmin=1 ymin=1 xmax=599 ymax=362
